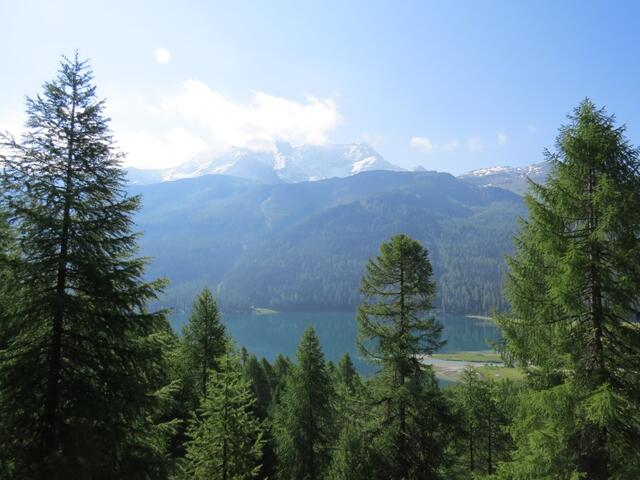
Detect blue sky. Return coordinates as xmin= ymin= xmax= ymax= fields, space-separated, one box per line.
xmin=2 ymin=0 xmax=640 ymax=174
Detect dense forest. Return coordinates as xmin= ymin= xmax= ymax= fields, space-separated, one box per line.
xmin=1 ymin=55 xmax=639 ymax=480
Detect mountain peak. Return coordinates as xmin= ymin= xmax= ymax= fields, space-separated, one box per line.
xmin=127 ymin=142 xmax=403 ymax=185
xmin=459 ymin=161 xmax=550 ymax=195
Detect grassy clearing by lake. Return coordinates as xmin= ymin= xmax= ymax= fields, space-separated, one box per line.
xmin=251 ymin=307 xmax=279 ymax=315
xmin=465 ymin=314 xmax=495 ymax=322
xmin=477 ymin=365 xmax=525 ymax=381
xmin=432 ymin=351 xmax=502 ymax=363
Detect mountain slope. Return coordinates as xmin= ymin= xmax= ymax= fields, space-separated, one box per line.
xmin=130 ymin=170 xmax=526 ymax=315
xmin=127 ymin=142 xmax=402 ymax=185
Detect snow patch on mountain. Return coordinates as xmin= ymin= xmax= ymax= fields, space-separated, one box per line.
xmin=459 ymin=162 xmax=551 ymax=195
xmin=127 ymin=142 xmax=403 ymax=185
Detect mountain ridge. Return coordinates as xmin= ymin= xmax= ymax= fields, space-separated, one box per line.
xmin=458 ymin=161 xmax=550 ymax=194
xmin=126 ymin=142 xmax=404 ymax=185
xmin=126 ymin=141 xmax=549 ymax=196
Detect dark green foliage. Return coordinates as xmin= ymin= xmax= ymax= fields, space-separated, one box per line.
xmin=449 ymin=368 xmax=512 ymax=477
xmin=270 ymin=353 xmax=293 ymax=405
xmin=358 ymin=234 xmax=444 ymax=365
xmin=183 ymin=354 xmax=264 ymax=480
xmin=179 ymin=288 xmax=227 ymax=404
xmin=274 ymin=327 xmax=336 ymax=480
xmin=357 ymin=234 xmax=453 ymax=479
xmin=336 ymin=353 xmax=359 ymax=395
xmin=497 ymin=99 xmax=640 ymax=479
xmin=259 ymin=357 xmax=277 ymax=395
xmin=244 ymin=355 xmax=277 ymax=480
xmin=326 ymin=422 xmax=377 ymax=480
xmin=0 ymin=210 xmax=17 ymax=347
xmin=0 ymin=54 xmax=172 ymax=478
xmin=328 ymin=352 xmax=377 ymax=480
xmin=244 ymin=355 xmax=272 ymax=419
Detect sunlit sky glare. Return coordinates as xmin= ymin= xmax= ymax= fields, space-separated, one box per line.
xmin=2 ymin=1 xmax=640 ymax=174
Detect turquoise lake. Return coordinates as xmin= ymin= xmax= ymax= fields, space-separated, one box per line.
xmin=170 ymin=311 xmax=501 ymax=374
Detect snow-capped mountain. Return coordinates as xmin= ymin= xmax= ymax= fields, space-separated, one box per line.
xmin=458 ymin=162 xmax=551 ymax=195
xmin=126 ymin=142 xmax=403 ymax=185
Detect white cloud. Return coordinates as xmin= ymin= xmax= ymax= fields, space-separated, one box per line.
xmin=105 ymin=80 xmax=340 ymax=169
xmin=0 ymin=109 xmax=26 ymax=138
xmin=118 ymin=127 xmax=209 ymax=171
xmin=409 ymin=136 xmax=434 ymax=153
xmin=2 ymin=82 xmax=340 ymax=170
xmin=466 ymin=136 xmax=484 ymax=152
xmin=497 ymin=131 xmax=508 ymax=146
xmin=410 ymin=136 xmax=459 ymax=154
xmin=161 ymin=80 xmax=339 ymax=151
xmin=360 ymin=132 xmax=383 ymax=148
xmin=154 ymin=47 xmax=171 ymax=64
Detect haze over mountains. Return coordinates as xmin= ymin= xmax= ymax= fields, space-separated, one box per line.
xmin=127 ymin=141 xmax=548 ymax=196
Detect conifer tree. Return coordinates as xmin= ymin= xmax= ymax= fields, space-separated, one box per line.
xmin=326 ymin=422 xmax=376 ymax=480
xmin=0 ymin=210 xmax=17 ymax=346
xmin=328 ymin=353 xmax=374 ymax=480
xmin=0 ymin=53 xmax=171 ymax=478
xmin=180 ymin=287 xmax=227 ymax=403
xmin=244 ymin=354 xmax=277 ymax=480
xmin=357 ymin=234 xmax=451 ymax=479
xmin=451 ymin=367 xmax=511 ymax=477
xmin=270 ymin=353 xmax=292 ymax=405
xmin=184 ymin=354 xmax=265 ymax=480
xmin=336 ymin=353 xmax=360 ymax=395
xmin=274 ymin=326 xmax=335 ymax=480
xmin=497 ymin=99 xmax=640 ymax=479
xmin=245 ymin=354 xmax=272 ymax=419
xmin=259 ymin=357 xmax=277 ymax=397
xmin=332 ymin=352 xmax=364 ymax=436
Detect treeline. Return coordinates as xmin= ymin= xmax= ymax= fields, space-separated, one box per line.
xmin=1 ymin=55 xmax=639 ymax=479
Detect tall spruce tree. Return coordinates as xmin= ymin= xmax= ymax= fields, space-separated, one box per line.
xmin=274 ymin=326 xmax=335 ymax=480
xmin=328 ymin=353 xmax=375 ymax=480
xmin=0 ymin=54 xmax=171 ymax=478
xmin=497 ymin=99 xmax=640 ymax=479
xmin=357 ymin=233 xmax=451 ymax=480
xmin=335 ymin=353 xmax=359 ymax=395
xmin=184 ymin=354 xmax=265 ymax=480
xmin=244 ymin=354 xmax=277 ymax=480
xmin=180 ymin=287 xmax=227 ymax=403
xmin=0 ymin=210 xmax=17 ymax=347
xmin=451 ymin=367 xmax=511 ymax=477
xmin=326 ymin=422 xmax=377 ymax=480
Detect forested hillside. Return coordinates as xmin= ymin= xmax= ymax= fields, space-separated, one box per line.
xmin=130 ymin=170 xmax=526 ymax=314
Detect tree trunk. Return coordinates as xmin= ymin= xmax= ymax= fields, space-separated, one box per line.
xmin=398 ymin=254 xmax=408 ymax=480
xmin=578 ymin=164 xmax=608 ymax=480
xmin=42 ymin=77 xmax=78 ymax=462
